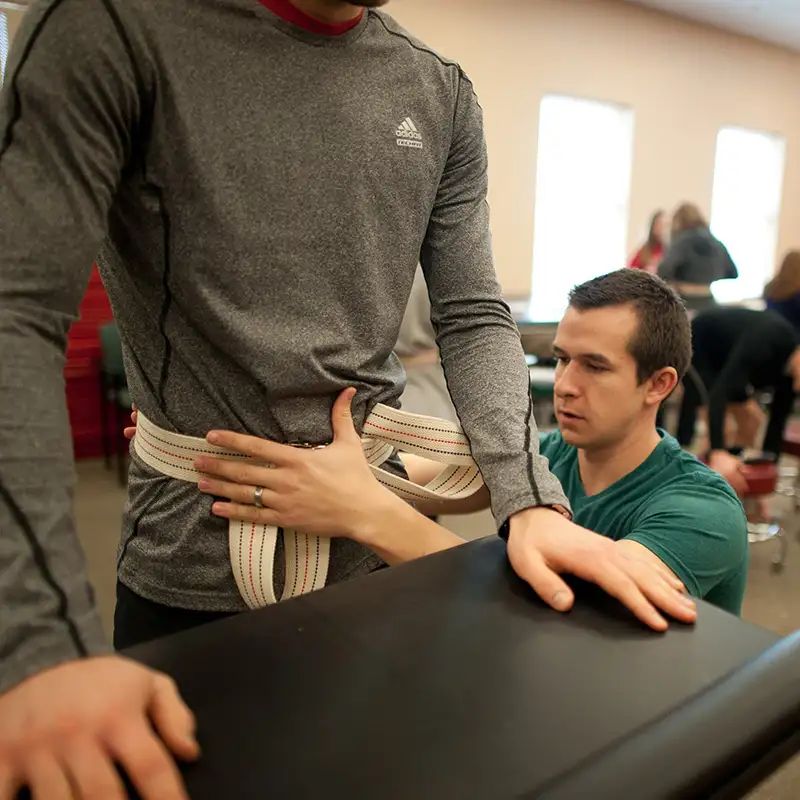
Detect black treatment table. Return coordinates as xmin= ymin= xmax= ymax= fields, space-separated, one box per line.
xmin=127 ymin=537 xmax=800 ymax=799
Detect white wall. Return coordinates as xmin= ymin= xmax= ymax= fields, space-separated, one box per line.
xmin=389 ymin=0 xmax=800 ymax=296
xmin=8 ymin=0 xmax=800 ymax=297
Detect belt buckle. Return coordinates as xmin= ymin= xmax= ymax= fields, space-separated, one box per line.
xmin=288 ymin=441 xmax=328 ymax=451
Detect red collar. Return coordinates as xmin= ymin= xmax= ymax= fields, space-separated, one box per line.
xmin=259 ymin=0 xmax=364 ymax=36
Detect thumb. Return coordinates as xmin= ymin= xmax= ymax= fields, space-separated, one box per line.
xmin=332 ymin=388 xmax=359 ymax=443
xmin=149 ymin=674 xmax=201 ymax=762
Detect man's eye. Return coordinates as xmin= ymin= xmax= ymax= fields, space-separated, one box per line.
xmin=587 ymin=363 xmax=606 ymax=373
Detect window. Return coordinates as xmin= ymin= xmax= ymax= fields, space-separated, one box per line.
xmin=0 ymin=12 xmax=7 ymax=85
xmin=529 ymin=95 xmax=635 ymax=322
xmin=709 ymin=127 xmax=786 ymax=303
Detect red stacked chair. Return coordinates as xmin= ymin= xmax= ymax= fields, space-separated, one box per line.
xmin=740 ymin=461 xmax=779 ymax=498
xmin=65 ymin=266 xmax=115 ymax=459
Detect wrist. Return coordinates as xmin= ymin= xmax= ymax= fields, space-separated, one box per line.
xmin=513 ymin=504 xmax=571 ymax=522
xmin=347 ymin=485 xmax=404 ymax=547
xmin=501 ymin=504 xmax=571 ymax=541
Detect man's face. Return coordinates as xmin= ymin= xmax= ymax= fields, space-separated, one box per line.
xmin=552 ymin=305 xmax=665 ymax=451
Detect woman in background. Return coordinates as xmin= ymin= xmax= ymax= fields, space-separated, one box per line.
xmin=629 ymin=210 xmax=667 ymax=274
xmin=764 ymin=251 xmax=800 ymax=335
xmin=658 ymin=203 xmax=738 ymax=313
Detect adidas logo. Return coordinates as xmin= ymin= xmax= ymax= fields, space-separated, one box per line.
xmin=396 ymin=117 xmax=423 ymax=149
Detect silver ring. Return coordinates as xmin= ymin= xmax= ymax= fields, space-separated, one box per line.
xmin=253 ymin=486 xmax=264 ymax=508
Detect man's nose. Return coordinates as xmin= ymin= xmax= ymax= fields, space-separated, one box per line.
xmin=555 ymin=363 xmax=580 ymax=397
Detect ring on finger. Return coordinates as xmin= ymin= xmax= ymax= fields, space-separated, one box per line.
xmin=253 ymin=486 xmax=265 ymax=508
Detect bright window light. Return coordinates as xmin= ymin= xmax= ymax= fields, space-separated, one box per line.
xmin=529 ymin=95 xmax=634 ymax=322
xmin=710 ymin=127 xmax=785 ymax=303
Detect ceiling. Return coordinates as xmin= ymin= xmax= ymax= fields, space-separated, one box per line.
xmin=628 ymin=0 xmax=800 ymax=52
xmin=5 ymin=0 xmax=800 ymax=51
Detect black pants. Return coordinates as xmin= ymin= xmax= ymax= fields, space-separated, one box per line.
xmin=114 ymin=580 xmax=236 ymax=651
xmin=676 ymin=366 xmax=710 ymax=447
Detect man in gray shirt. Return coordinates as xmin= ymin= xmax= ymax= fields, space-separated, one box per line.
xmin=0 ymin=0 xmax=689 ymax=797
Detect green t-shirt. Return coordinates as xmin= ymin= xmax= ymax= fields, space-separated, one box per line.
xmin=540 ymin=431 xmax=749 ymax=615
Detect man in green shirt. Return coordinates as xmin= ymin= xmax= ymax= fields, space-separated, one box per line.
xmin=536 ymin=424 xmax=747 ymax=614
xmin=535 ymin=270 xmax=748 ymax=614
xmin=194 ymin=269 xmax=749 ymax=615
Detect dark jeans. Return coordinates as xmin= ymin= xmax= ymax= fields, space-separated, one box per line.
xmin=114 ymin=580 xmax=236 ymax=651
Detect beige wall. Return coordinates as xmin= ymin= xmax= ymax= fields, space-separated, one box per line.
xmin=6 ymin=1 xmax=800 ymax=297
xmin=389 ymin=0 xmax=800 ymax=297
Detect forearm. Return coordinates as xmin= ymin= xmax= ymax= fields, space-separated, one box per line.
xmin=420 ymin=74 xmax=568 ymax=528
xmin=401 ymin=453 xmax=491 ymax=515
xmin=413 ymin=486 xmax=491 ymax=517
xmin=355 ymin=489 xmax=465 ymax=565
xmin=438 ymin=319 xmax=568 ymax=524
xmin=0 ymin=316 xmax=111 ymax=692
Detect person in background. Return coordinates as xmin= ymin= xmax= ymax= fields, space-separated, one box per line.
xmin=395 ymin=267 xmax=458 ymax=424
xmin=628 ymin=210 xmax=667 ymax=274
xmin=676 ymin=306 xmax=800 ymax=498
xmin=657 ymin=203 xmax=738 ymax=313
xmin=765 ymin=251 xmax=800 ymax=335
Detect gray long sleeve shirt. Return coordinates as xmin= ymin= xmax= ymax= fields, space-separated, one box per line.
xmin=0 ymin=0 xmax=568 ymax=692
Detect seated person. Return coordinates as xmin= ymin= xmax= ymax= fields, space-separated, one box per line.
xmin=152 ymin=270 xmax=747 ymax=616
xmin=676 ymin=306 xmax=800 ymax=496
xmin=657 ymin=203 xmax=737 ymax=314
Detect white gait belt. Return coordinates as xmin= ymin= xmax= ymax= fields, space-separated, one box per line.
xmin=132 ymin=405 xmax=483 ymax=609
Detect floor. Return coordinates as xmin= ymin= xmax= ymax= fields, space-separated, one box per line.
xmin=75 ymin=458 xmax=800 ymax=798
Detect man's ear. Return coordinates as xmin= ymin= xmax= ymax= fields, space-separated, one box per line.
xmin=646 ymin=367 xmax=679 ymax=406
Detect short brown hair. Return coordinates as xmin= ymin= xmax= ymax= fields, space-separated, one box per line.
xmin=568 ymin=270 xmax=692 ymax=383
xmin=671 ymin=202 xmax=707 ymax=237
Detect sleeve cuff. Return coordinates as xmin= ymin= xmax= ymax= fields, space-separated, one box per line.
xmin=1 ymin=615 xmax=111 ymax=695
xmin=494 ymin=490 xmax=572 ymax=535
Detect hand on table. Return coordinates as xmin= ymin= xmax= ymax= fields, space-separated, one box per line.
xmin=708 ymin=450 xmax=748 ymax=497
xmin=506 ymin=508 xmax=697 ymax=632
xmin=0 ymin=656 xmax=198 ymax=800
